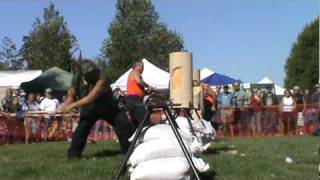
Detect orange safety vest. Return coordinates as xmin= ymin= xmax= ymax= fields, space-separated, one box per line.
xmin=127 ymin=74 xmax=144 ymax=97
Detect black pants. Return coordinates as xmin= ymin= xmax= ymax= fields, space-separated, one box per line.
xmin=125 ymin=95 xmax=152 ymax=128
xmin=67 ymin=105 xmax=135 ymax=159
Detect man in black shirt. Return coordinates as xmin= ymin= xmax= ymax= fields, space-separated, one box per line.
xmin=60 ymin=59 xmax=135 ymax=159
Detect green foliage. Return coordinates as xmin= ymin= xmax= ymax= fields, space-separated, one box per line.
xmin=284 ymin=18 xmax=319 ymax=90
xmin=21 ymin=3 xmax=78 ymax=71
xmin=0 ymin=37 xmax=24 ymax=70
xmin=100 ymin=0 xmax=184 ymax=80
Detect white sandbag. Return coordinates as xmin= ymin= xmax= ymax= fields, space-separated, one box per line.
xmin=138 ymin=124 xmax=193 ymax=144
xmin=192 ymin=156 xmax=210 ymax=173
xmin=175 ymin=116 xmax=192 ymax=136
xmin=128 ymin=138 xmax=191 ymax=167
xmin=190 ymin=138 xmax=203 ymax=153
xmin=130 ymin=157 xmax=191 ymax=180
xmin=201 ymin=119 xmax=215 ymax=134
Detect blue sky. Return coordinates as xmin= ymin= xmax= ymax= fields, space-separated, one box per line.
xmin=0 ymin=0 xmax=318 ymax=86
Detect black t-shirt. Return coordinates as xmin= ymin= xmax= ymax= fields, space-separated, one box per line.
xmin=293 ymin=94 xmax=304 ymax=104
xmin=71 ymin=70 xmax=117 ymax=114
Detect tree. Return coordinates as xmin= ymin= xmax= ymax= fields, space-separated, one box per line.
xmin=284 ymin=18 xmax=319 ymax=90
xmin=100 ymin=0 xmax=184 ymax=80
xmin=0 ymin=37 xmax=24 ymax=70
xmin=21 ymin=3 xmax=78 ymax=71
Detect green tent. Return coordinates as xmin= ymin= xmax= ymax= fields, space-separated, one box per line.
xmin=20 ymin=67 xmax=72 ymax=93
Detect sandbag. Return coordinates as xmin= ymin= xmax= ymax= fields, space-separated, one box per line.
xmin=131 ymin=124 xmax=193 ymax=145
xmin=130 ymin=157 xmax=192 ymax=180
xmin=128 ymin=138 xmax=191 ymax=167
xmin=201 ymin=119 xmax=215 ymax=135
xmin=175 ymin=116 xmax=192 ymax=136
xmin=192 ymin=156 xmax=210 ymax=173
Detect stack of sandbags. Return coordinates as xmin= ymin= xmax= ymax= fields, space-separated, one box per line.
xmin=128 ymin=124 xmax=210 ymax=180
xmin=175 ymin=116 xmax=216 ymax=151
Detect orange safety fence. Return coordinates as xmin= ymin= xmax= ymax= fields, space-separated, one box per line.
xmin=0 ymin=104 xmax=319 ymax=145
xmin=210 ymin=103 xmax=320 ymax=137
xmin=0 ymin=112 xmax=117 ymax=145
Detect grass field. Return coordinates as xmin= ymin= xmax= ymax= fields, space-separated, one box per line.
xmin=0 ymin=136 xmax=318 ymax=180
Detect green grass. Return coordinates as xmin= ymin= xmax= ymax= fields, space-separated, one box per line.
xmin=0 ymin=136 xmax=318 ymax=180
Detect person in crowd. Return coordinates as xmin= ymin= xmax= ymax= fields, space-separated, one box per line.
xmin=217 ymin=85 xmax=235 ymax=136
xmin=126 ymin=61 xmax=153 ymax=128
xmin=48 ymin=119 xmax=63 ymax=141
xmin=113 ymin=87 xmax=126 ymax=109
xmin=93 ymin=119 xmax=109 ymax=141
xmin=0 ymin=104 xmax=11 ymax=145
xmin=2 ymin=88 xmax=13 ymax=112
xmin=203 ymin=83 xmax=217 ymax=126
xmin=280 ymin=89 xmax=296 ymax=135
xmin=311 ymin=84 xmax=320 ymax=133
xmin=262 ymin=86 xmax=279 ymax=135
xmin=60 ymin=59 xmax=135 ymax=159
xmin=304 ymin=89 xmax=315 ymax=134
xmin=19 ymin=90 xmax=27 ymax=106
xmin=292 ymin=86 xmax=306 ymax=135
xmin=249 ymin=89 xmax=263 ymax=136
xmin=36 ymin=93 xmax=43 ymax=104
xmin=12 ymin=88 xmax=19 ymax=97
xmin=233 ymin=82 xmax=250 ymax=136
xmin=39 ymin=88 xmax=60 ymax=142
xmin=211 ymin=85 xmax=222 ymax=131
xmin=22 ymin=93 xmax=40 ymax=144
xmin=8 ymin=96 xmax=21 ymax=113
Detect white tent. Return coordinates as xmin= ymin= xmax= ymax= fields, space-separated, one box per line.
xmin=258 ymin=77 xmax=285 ymax=95
xmin=200 ymin=68 xmax=214 ymax=80
xmin=0 ymin=70 xmax=42 ymax=101
xmin=111 ymin=59 xmax=169 ymax=90
xmin=0 ymin=70 xmax=42 ymax=87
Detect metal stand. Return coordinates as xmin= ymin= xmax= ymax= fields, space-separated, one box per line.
xmin=114 ymin=102 xmax=201 ymax=180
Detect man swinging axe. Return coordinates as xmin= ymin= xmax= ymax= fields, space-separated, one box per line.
xmin=60 ymin=59 xmax=135 ymax=159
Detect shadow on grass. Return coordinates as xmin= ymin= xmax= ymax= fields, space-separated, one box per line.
xmin=199 ymin=170 xmax=216 ymax=180
xmin=205 ymin=146 xmax=234 ymax=155
xmin=85 ymin=149 xmax=124 ymax=158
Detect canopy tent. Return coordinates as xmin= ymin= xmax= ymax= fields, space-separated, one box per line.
xmin=111 ymin=58 xmax=169 ymax=91
xmin=200 ymin=68 xmax=214 ymax=80
xmin=257 ymin=77 xmax=285 ymax=96
xmin=0 ymin=70 xmax=42 ymax=88
xmin=0 ymin=70 xmax=42 ymax=101
xmin=201 ymin=72 xmax=240 ymax=85
xmin=20 ymin=67 xmax=72 ymax=92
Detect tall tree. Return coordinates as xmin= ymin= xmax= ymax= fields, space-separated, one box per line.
xmin=100 ymin=0 xmax=184 ymax=80
xmin=21 ymin=3 xmax=78 ymax=71
xmin=0 ymin=37 xmax=24 ymax=70
xmin=284 ymin=18 xmax=319 ymax=90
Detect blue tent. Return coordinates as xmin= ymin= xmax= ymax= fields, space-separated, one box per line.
xmin=201 ymin=73 xmax=240 ymax=85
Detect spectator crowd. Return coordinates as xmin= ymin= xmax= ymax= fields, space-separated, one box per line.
xmin=203 ymin=83 xmax=320 ymax=137
xmin=0 ymin=87 xmax=117 ymax=145
xmin=0 ymin=82 xmax=320 ymax=145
